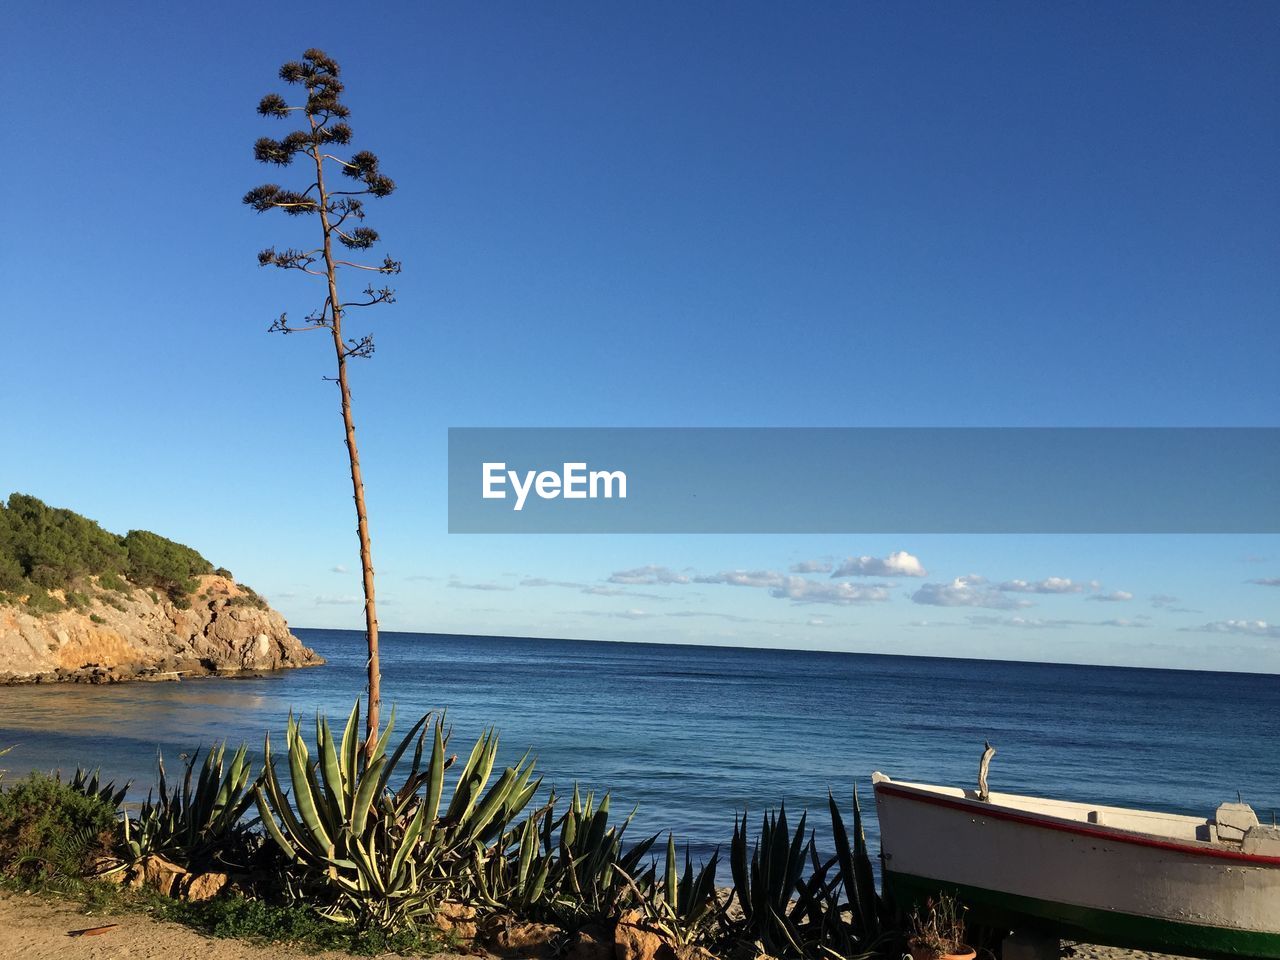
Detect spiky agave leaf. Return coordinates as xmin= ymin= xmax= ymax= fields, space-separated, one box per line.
xmin=254 ymin=700 xmax=538 ymax=932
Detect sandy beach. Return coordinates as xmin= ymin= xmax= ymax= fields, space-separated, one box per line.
xmin=0 ymin=888 xmax=484 ymax=960
xmin=0 ymin=887 xmax=1192 ymax=960
xmin=1065 ymin=945 xmax=1184 ymax=960
xmin=0 ymin=889 xmax=347 ymax=960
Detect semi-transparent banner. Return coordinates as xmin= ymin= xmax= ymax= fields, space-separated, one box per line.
xmin=447 ymin=428 xmax=1278 ymax=534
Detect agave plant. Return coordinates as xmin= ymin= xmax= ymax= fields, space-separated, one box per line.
xmin=642 ymin=833 xmax=721 ymax=946
xmin=69 ymin=767 xmax=129 ymax=809
xmin=472 ymin=800 xmax=558 ymax=915
xmin=726 ymin=788 xmax=887 ymax=960
xmin=827 ymin=785 xmax=885 ymax=952
xmin=255 ymin=700 xmax=539 ymax=931
xmin=556 ymin=787 xmax=654 ymax=919
xmin=473 ymin=784 xmax=660 ymax=929
xmin=121 ymin=742 xmax=257 ymax=870
xmin=729 ymin=805 xmax=816 ymax=956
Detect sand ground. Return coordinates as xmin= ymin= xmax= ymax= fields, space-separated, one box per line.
xmin=0 ymin=888 xmax=479 ymax=960
xmin=0 ymin=888 xmax=1187 ymax=960
xmin=1064 ymin=945 xmax=1184 ymax=960
xmin=0 ymin=888 xmax=347 ymax=959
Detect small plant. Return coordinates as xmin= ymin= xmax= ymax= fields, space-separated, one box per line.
xmin=68 ymin=768 xmax=129 ymax=809
xmin=97 ymin=571 xmax=130 ymax=593
xmin=90 ymin=613 xmax=107 ymax=624
xmin=826 ymin=786 xmax=888 ymax=955
xmin=0 ymin=772 xmax=117 ymax=880
xmin=722 ymin=789 xmax=886 ymax=960
xmin=907 ymin=894 xmax=971 ymax=960
xmin=122 ymin=743 xmax=258 ymax=872
xmin=163 ymin=893 xmax=441 ymax=954
xmin=546 ymin=786 xmax=658 ymax=926
xmin=22 ymin=589 xmax=65 ymax=615
xmin=470 ymin=784 xmax=669 ymax=932
xmin=728 ymin=805 xmax=814 ymax=956
xmin=642 ymin=833 xmax=720 ymax=946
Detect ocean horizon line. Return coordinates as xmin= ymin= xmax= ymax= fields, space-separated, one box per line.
xmin=292 ymin=626 xmax=1280 ymax=680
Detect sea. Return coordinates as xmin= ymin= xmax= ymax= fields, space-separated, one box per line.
xmin=2 ymin=629 xmax=1278 ymax=862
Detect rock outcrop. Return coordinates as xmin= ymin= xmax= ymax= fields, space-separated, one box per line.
xmin=0 ymin=575 xmax=322 ymax=683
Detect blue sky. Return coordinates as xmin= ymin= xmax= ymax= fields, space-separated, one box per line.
xmin=3 ymin=2 xmax=1277 ymax=670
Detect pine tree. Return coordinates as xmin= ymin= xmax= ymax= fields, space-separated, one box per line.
xmin=245 ymin=49 xmax=398 ymax=763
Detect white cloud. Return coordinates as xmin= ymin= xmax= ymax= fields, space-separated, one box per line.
xmin=1189 ymin=620 xmax=1280 ymax=639
xmin=1150 ymin=594 xmax=1179 ymax=608
xmin=689 ymin=569 xmax=886 ymax=605
xmin=1248 ymin=578 xmax=1280 ymax=587
xmin=1087 ymin=591 xmax=1133 ymax=602
xmin=521 ymin=578 xmax=665 ymax=600
xmin=448 ymin=580 xmax=515 ymax=592
xmin=694 ymin=569 xmax=787 ymax=588
xmin=831 ymin=551 xmax=926 ymax=578
xmin=789 ymin=559 xmax=833 ymax=574
xmin=665 ymin=610 xmax=761 ymax=624
xmin=521 ymin=578 xmax=586 ymax=589
xmin=967 ymin=615 xmax=1146 ymax=629
xmin=608 ymin=565 xmax=691 ymax=585
xmin=997 ymin=577 xmax=1084 ymax=594
xmin=769 ymin=577 xmax=889 ymax=605
xmin=911 ymin=575 xmax=1032 ymax=610
xmin=315 ymin=594 xmax=360 ymax=605
xmin=575 ymin=608 xmax=654 ymax=620
xmin=582 ymin=585 xmax=666 ymax=599
xmin=330 ymin=565 xmax=348 ymax=574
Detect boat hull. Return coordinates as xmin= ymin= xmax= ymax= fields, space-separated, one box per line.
xmin=875 ymin=780 xmax=1280 ymax=959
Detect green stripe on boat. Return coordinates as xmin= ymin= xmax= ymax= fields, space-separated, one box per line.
xmin=885 ymin=870 xmax=1280 ymax=960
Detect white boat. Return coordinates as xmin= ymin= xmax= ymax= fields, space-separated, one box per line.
xmin=872 ymin=772 xmax=1280 ymax=958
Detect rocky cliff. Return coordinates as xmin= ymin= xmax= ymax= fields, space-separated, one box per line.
xmin=0 ymin=575 xmax=323 ymax=683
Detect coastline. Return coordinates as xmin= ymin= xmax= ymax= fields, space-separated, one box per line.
xmin=0 ymin=575 xmax=323 ymax=685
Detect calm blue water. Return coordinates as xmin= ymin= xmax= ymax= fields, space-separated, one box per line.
xmin=2 ymin=629 xmax=1279 ymax=861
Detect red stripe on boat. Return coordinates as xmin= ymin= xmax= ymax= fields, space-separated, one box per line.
xmin=874 ymin=782 xmax=1280 ymax=867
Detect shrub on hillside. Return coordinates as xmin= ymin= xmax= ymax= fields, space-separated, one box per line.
xmin=0 ymin=493 xmax=129 ymax=587
xmin=122 ymin=529 xmax=213 ymax=600
xmin=0 ymin=494 xmax=220 ymax=610
xmin=97 ymin=571 xmax=130 ymax=593
xmin=22 ymin=589 xmax=65 ymax=615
